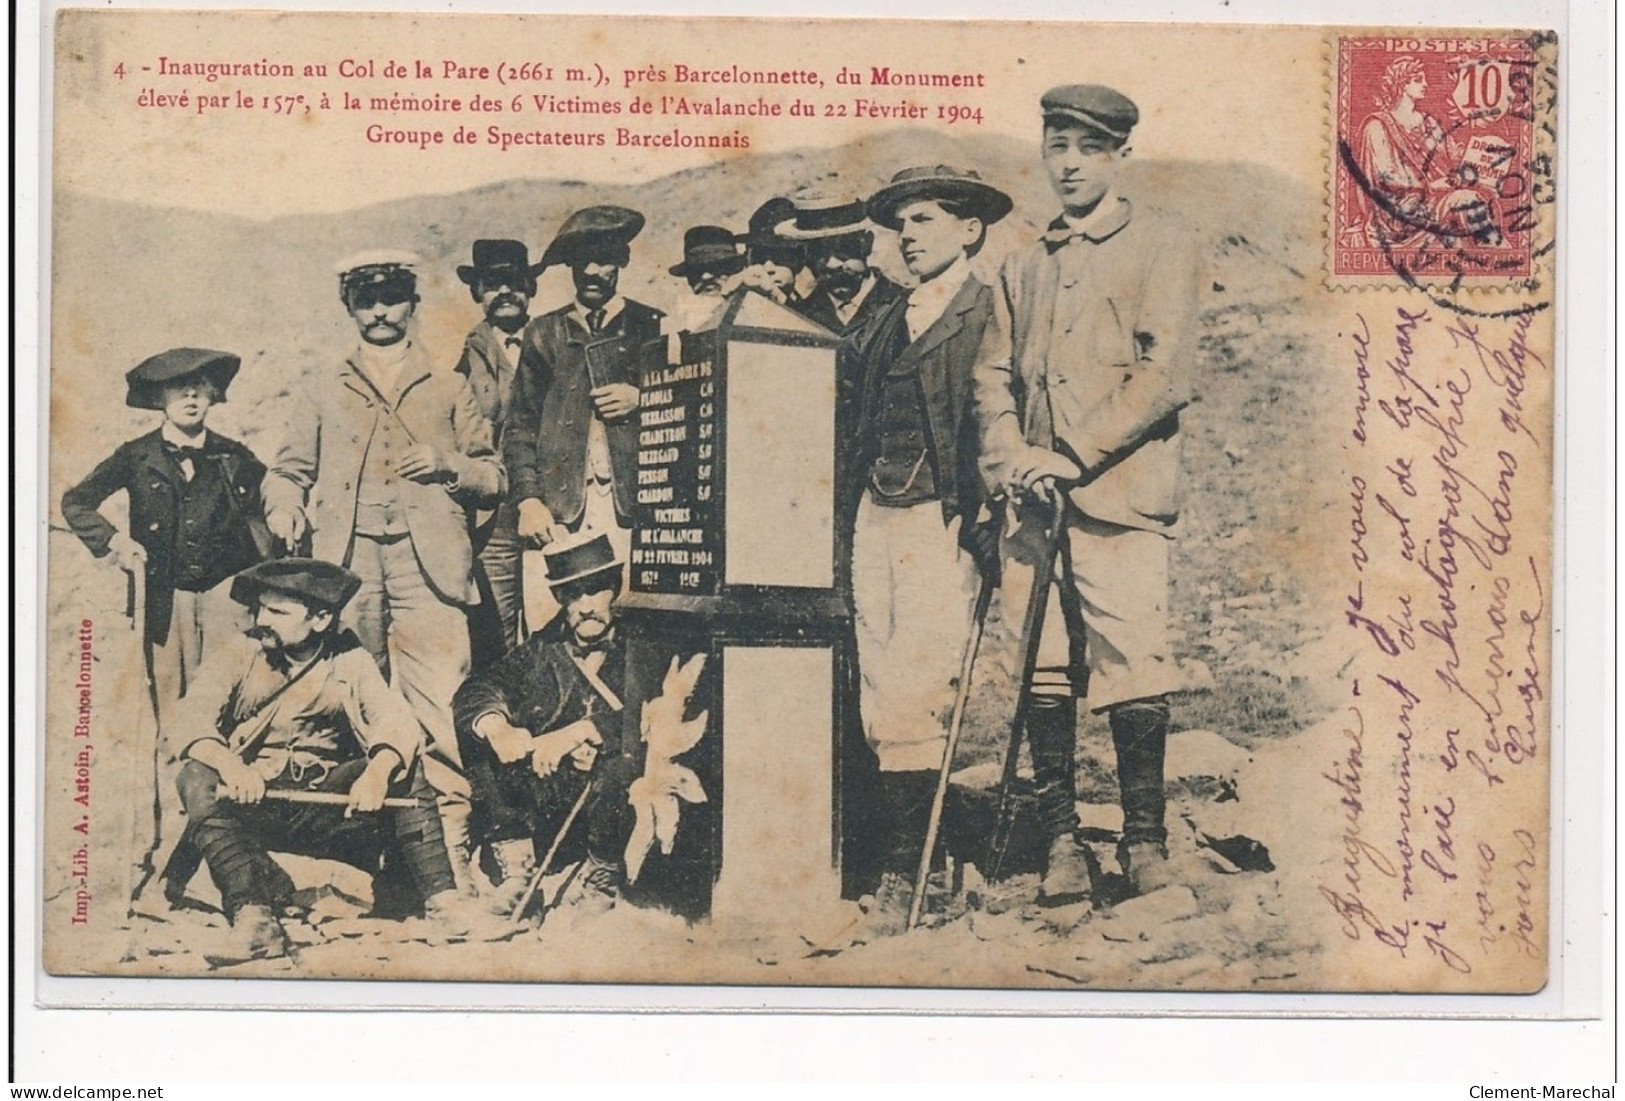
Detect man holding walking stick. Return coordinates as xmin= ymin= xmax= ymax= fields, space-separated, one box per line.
xmin=842 ymin=166 xmax=1011 ymax=927
xmin=975 ymin=85 xmax=1204 ymax=904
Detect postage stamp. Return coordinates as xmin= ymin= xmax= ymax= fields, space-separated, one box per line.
xmin=1330 ymin=33 xmax=1552 ymax=294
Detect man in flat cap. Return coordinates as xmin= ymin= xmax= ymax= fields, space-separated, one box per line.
xmin=455 ymin=239 xmax=546 ymax=662
xmin=779 ymin=189 xmax=905 ymax=337
xmin=976 ymin=85 xmax=1204 ymax=903
xmin=164 ymin=559 xmax=504 ymax=960
xmin=735 ymin=197 xmax=807 ymax=307
xmin=262 ymin=251 xmax=505 ymax=895
xmin=62 ymin=348 xmax=268 ymax=737
xmin=452 ymin=531 xmax=638 ymax=918
xmin=505 ymin=207 xmax=664 ymax=600
xmin=840 ymin=167 xmax=1011 ymax=920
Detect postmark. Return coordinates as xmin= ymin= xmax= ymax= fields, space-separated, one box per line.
xmin=1329 ymin=33 xmax=1555 ymax=305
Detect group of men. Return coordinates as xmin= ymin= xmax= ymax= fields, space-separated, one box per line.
xmin=63 ymin=82 xmax=1202 ymax=960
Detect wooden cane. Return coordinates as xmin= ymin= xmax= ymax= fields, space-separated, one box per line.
xmin=907 ymin=565 xmax=997 ymax=931
xmin=508 ymin=776 xmax=595 ymax=927
xmin=988 ymin=487 xmax=1068 ymax=882
xmin=123 ymin=568 xmax=162 ymax=917
xmin=260 ymin=790 xmax=427 ymax=809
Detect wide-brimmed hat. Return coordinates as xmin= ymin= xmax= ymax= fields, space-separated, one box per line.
xmin=540 ymin=206 xmax=646 ymax=269
xmin=865 ymin=166 xmax=1014 ymax=231
xmin=229 ymin=558 xmax=362 ymax=613
xmin=543 ymin=530 xmax=623 ymax=589
xmin=125 ymin=348 xmax=241 ymax=410
xmin=456 ymin=239 xmax=544 ymax=286
xmin=775 ymin=190 xmax=871 ymax=240
xmin=669 ymin=225 xmax=746 ymax=277
xmin=1039 ymin=84 xmax=1140 ymax=141
xmin=335 ymin=249 xmax=420 ymax=300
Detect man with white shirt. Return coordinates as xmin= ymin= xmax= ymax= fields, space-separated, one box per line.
xmin=262 ymin=251 xmax=505 ymax=894
xmin=505 ymin=207 xmax=663 ymax=576
xmin=841 ymin=167 xmax=1011 ymax=920
xmin=455 ymin=239 xmax=544 ymax=657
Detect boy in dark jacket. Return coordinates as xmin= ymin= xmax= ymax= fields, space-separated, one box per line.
xmin=62 ymin=347 xmax=268 ymax=728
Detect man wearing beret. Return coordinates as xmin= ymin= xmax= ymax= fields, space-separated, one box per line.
xmin=975 ymin=85 xmax=1204 ymax=902
xmin=262 ymin=251 xmax=505 ymax=894
xmin=779 ymin=190 xmax=905 ymax=337
xmin=505 ymin=207 xmax=664 ymax=582
xmin=454 ymin=239 xmax=546 ymax=660
xmin=62 ymin=348 xmax=267 ymax=737
xmin=452 ymin=531 xmax=638 ymax=918
xmin=166 ymin=559 xmax=504 ymax=960
xmin=841 ymin=167 xmax=1011 ymax=919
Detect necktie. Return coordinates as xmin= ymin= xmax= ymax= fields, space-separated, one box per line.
xmin=587 ymin=309 xmax=607 ymax=335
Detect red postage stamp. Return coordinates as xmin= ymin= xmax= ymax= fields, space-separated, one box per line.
xmin=1332 ymin=34 xmax=1542 ymax=286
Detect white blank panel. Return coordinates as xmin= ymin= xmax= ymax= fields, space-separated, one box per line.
xmin=723 ymin=340 xmax=835 ymax=589
xmin=713 ymin=646 xmax=839 ymax=924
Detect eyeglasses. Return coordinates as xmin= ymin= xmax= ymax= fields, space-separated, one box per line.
xmin=348 ymin=283 xmax=414 ymax=310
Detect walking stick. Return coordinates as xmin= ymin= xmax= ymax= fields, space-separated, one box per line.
xmin=988 ymin=485 xmax=1067 ymax=882
xmin=123 ymin=568 xmax=163 ymax=916
xmin=907 ymin=562 xmax=998 ymax=931
xmin=508 ymin=774 xmax=595 ymax=927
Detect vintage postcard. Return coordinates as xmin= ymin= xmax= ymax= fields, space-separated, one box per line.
xmin=40 ymin=10 xmax=1556 ymax=993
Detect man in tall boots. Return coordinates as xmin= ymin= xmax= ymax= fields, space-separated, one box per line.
xmin=843 ymin=167 xmax=1011 ymax=923
xmin=455 ymin=238 xmax=546 ymax=659
xmin=263 ymin=251 xmax=505 ymax=896
xmin=975 ymin=86 xmax=1203 ymax=903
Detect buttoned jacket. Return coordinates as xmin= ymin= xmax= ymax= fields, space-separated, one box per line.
xmin=61 ymin=429 xmax=266 ymax=641
xmin=503 ymin=298 xmax=664 ymax=525
xmin=844 ymin=275 xmax=994 ymax=533
xmin=455 ymin=319 xmax=525 ymax=445
xmin=262 ymin=341 xmax=504 ymax=605
xmin=975 ymin=198 xmax=1203 ymax=534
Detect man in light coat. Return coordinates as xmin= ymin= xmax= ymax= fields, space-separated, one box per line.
xmin=263 ymin=251 xmax=505 ymax=893
xmin=976 ymin=85 xmax=1204 ymax=903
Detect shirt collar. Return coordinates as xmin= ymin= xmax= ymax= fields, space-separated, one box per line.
xmin=573 ymin=295 xmax=626 ymax=331
xmin=834 ymin=274 xmax=877 ymax=321
xmin=159 ymin=422 xmax=210 ymax=451
xmin=1044 ymin=193 xmax=1133 ymax=248
xmin=905 ymin=256 xmax=972 ymax=337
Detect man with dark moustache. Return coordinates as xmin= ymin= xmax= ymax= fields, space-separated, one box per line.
xmin=455 ymin=238 xmax=547 ymax=659
xmin=263 ymin=251 xmax=505 ymax=895
xmin=168 ymin=559 xmax=505 ymax=961
xmin=779 ymin=189 xmax=906 ymax=337
xmin=452 ymin=532 xmax=637 ymax=918
xmin=842 ymin=166 xmax=1011 ymax=922
xmin=505 ymin=207 xmax=663 ymax=577
xmin=975 ymin=85 xmax=1204 ymax=903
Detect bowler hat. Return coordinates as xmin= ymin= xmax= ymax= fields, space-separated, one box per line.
xmin=124 ymin=348 xmax=241 ymax=410
xmin=865 ymin=166 xmax=1014 ymax=231
xmin=457 ymin=239 xmax=544 ymax=286
xmin=540 ymin=206 xmax=646 ymax=269
xmin=775 ymin=189 xmax=871 ymax=240
xmin=1040 ymin=84 xmax=1139 ymax=141
xmin=543 ymin=531 xmax=622 ymax=589
xmin=669 ymin=225 xmax=746 ymax=277
xmin=229 ymin=558 xmax=362 ymax=613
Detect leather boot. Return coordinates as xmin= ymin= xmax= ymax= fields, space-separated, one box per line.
xmin=1027 ymin=696 xmax=1091 ymax=905
xmin=1111 ymin=697 xmax=1173 ymax=895
xmin=226 ymin=903 xmax=287 ymax=962
xmin=439 ymin=802 xmax=479 ymax=898
xmin=879 ymin=769 xmax=939 ymax=877
xmin=486 ymin=838 xmax=538 ymax=917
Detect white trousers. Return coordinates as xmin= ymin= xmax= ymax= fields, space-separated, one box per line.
xmin=851 ymin=495 xmax=980 ymax=773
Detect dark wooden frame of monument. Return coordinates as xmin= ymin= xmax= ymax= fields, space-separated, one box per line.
xmin=617 ymin=290 xmax=862 ymax=916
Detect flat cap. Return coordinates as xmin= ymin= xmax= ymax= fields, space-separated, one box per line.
xmin=541 ymin=205 xmax=645 ymax=268
xmin=1040 ymin=84 xmax=1139 ymax=140
xmin=124 ymin=347 xmax=241 ymax=410
xmin=229 ymin=558 xmax=363 ymax=613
